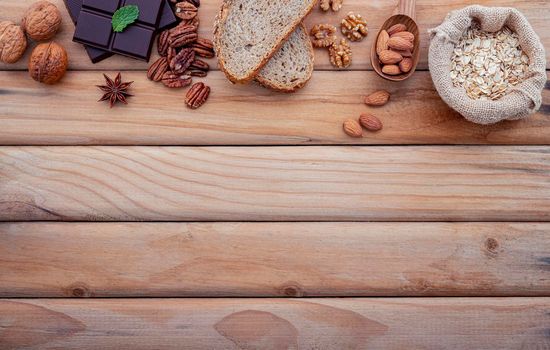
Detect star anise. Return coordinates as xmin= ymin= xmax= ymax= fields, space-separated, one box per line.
xmin=97 ymin=73 xmax=133 ymax=108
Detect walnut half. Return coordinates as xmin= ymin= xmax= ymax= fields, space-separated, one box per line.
xmin=320 ymin=0 xmax=343 ymax=12
xmin=341 ymin=12 xmax=368 ymax=42
xmin=310 ymin=24 xmax=336 ymax=48
xmin=329 ymin=38 xmax=352 ymax=68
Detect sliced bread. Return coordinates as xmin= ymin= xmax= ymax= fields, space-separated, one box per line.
xmin=255 ymin=24 xmax=314 ymax=93
xmin=213 ymin=0 xmax=317 ymax=84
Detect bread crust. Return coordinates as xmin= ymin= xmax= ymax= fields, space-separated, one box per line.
xmin=254 ymin=24 xmax=314 ymax=93
xmin=213 ymin=0 xmax=317 ymax=84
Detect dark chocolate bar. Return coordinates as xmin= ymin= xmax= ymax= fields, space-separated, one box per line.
xmin=72 ymin=0 xmax=169 ymax=62
xmin=65 ymin=0 xmax=176 ymax=63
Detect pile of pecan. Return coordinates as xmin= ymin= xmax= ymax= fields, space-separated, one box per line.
xmin=147 ymin=0 xmax=213 ymax=109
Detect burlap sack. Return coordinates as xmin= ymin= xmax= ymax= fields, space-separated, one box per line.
xmin=428 ymin=6 xmax=546 ymax=124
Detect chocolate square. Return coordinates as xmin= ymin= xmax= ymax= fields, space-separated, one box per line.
xmin=72 ymin=0 xmax=172 ymax=61
xmin=112 ymin=25 xmax=155 ymax=57
xmin=74 ymin=11 xmax=113 ymax=46
xmin=123 ymin=0 xmax=163 ymax=27
xmin=82 ymin=0 xmax=119 ymax=13
xmin=64 ymin=0 xmax=177 ymax=63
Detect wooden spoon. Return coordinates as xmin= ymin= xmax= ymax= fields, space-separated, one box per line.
xmin=371 ymin=0 xmax=420 ymax=82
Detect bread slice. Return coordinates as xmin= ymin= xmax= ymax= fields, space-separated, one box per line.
xmin=213 ymin=0 xmax=317 ymax=84
xmin=255 ymin=24 xmax=314 ymax=93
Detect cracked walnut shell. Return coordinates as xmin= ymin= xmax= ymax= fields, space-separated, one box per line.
xmin=310 ymin=24 xmax=336 ymax=48
xmin=0 ymin=21 xmax=27 ymax=64
xmin=329 ymin=39 xmax=351 ymax=68
xmin=341 ymin=12 xmax=368 ymax=42
xmin=28 ymin=41 xmax=68 ymax=84
xmin=320 ymin=0 xmax=343 ymax=12
xmin=22 ymin=0 xmax=62 ymax=41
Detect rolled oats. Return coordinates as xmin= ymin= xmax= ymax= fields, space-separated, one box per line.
xmin=450 ymin=24 xmax=529 ymax=101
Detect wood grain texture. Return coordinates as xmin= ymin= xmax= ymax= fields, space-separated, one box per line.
xmin=1 ymin=71 xmax=549 ymax=146
xmin=0 ymin=0 xmax=549 ymax=71
xmin=1 ymin=222 xmax=549 ymax=297
xmin=1 ymin=146 xmax=549 ymax=221
xmin=1 ymin=298 xmax=548 ymax=349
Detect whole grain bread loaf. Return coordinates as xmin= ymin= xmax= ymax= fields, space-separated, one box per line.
xmin=255 ymin=24 xmax=314 ymax=92
xmin=213 ymin=0 xmax=317 ymax=84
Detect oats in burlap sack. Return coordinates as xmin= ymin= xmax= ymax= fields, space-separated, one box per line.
xmin=429 ymin=6 xmax=546 ymax=124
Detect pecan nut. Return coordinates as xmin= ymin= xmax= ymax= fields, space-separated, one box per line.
xmin=175 ymin=2 xmax=198 ymax=20
xmin=157 ymin=30 xmax=170 ymax=56
xmin=180 ymin=16 xmax=199 ymax=28
xmin=185 ymin=82 xmax=210 ymax=109
xmin=310 ymin=24 xmax=336 ymax=48
xmin=185 ymin=59 xmax=209 ymax=77
xmin=341 ymin=12 xmax=368 ymax=42
xmin=167 ymin=46 xmax=177 ymax=64
xmin=190 ymin=37 xmax=215 ymax=58
xmin=329 ymin=38 xmax=352 ymax=68
xmin=147 ymin=57 xmax=169 ymax=82
xmin=170 ymin=48 xmax=195 ymax=74
xmin=161 ymin=72 xmax=192 ymax=88
xmin=168 ymin=23 xmax=198 ymax=48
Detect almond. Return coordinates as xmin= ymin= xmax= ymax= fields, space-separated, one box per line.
xmin=382 ymin=64 xmax=401 ymax=75
xmin=391 ymin=31 xmax=414 ymax=42
xmin=387 ymin=23 xmax=406 ymax=36
xmin=364 ymin=90 xmax=390 ymax=106
xmin=378 ymin=50 xmax=403 ymax=64
xmin=343 ymin=119 xmax=363 ymax=138
xmin=388 ymin=36 xmax=414 ymax=51
xmin=376 ymin=30 xmax=389 ymax=55
xmin=399 ymin=57 xmax=413 ymax=73
xmin=359 ymin=113 xmax=383 ymax=132
xmin=391 ymin=48 xmax=413 ymax=57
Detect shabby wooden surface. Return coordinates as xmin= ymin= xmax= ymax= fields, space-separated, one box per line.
xmin=1 ymin=71 xmax=549 ymax=145
xmin=1 ymin=298 xmax=549 ymax=349
xmin=1 ymin=222 xmax=549 ymax=297
xmin=1 ymin=146 xmax=549 ymax=221
xmin=1 ymin=0 xmax=549 ymax=348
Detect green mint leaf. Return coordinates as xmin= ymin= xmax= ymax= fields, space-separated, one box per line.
xmin=112 ymin=5 xmax=139 ymax=33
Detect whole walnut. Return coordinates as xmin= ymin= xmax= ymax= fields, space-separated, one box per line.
xmin=0 ymin=21 xmax=28 ymax=63
xmin=28 ymin=41 xmax=68 ymax=84
xmin=22 ymin=0 xmax=62 ymax=41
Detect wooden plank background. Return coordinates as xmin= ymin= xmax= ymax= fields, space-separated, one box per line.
xmin=1 ymin=298 xmax=549 ymax=349
xmin=1 ymin=222 xmax=549 ymax=297
xmin=1 ymin=146 xmax=549 ymax=221
xmin=1 ymin=71 xmax=549 ymax=146
xmin=1 ymin=0 xmax=549 ymax=71
xmin=1 ymin=0 xmax=549 ymax=348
